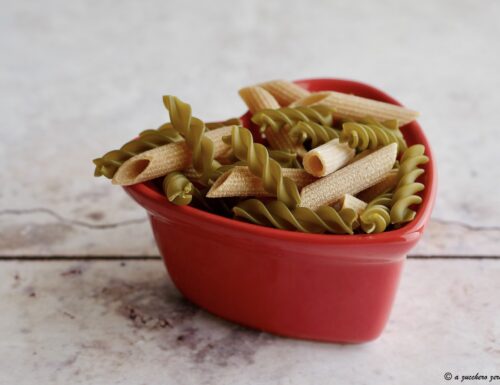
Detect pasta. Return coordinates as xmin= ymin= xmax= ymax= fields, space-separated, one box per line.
xmin=163 ymin=95 xmax=224 ymax=185
xmin=356 ymin=169 xmax=398 ymax=202
xmin=302 ymin=138 xmax=355 ymax=177
xmin=112 ymin=125 xmax=232 ymax=186
xmin=163 ymin=172 xmax=194 ymax=206
xmin=340 ymin=118 xmax=407 ymax=153
xmin=258 ymin=80 xmax=310 ymax=106
xmin=233 ymin=199 xmax=357 ymax=234
xmin=94 ymin=79 xmax=427 ymax=236
xmin=238 ymin=86 xmax=302 ymax=153
xmin=206 ymin=166 xmax=316 ymax=198
xmin=252 ymin=106 xmax=333 ymax=133
xmin=335 ymin=194 xmax=367 ymax=215
xmin=290 ymin=91 xmax=419 ymax=125
xmin=300 ymin=143 xmax=398 ymax=210
xmin=390 ymin=144 xmax=429 ymax=224
xmin=226 ymin=126 xmax=301 ymax=208
xmin=238 ymin=86 xmax=280 ymax=113
xmin=288 ymin=121 xmax=340 ymax=148
xmin=93 ymin=127 xmax=183 ymax=179
xmin=360 ymin=193 xmax=392 ymax=234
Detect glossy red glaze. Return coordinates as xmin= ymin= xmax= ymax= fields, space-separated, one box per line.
xmin=124 ymin=79 xmax=437 ymax=343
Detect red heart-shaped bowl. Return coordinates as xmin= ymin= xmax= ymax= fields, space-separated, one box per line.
xmin=124 ymin=78 xmax=437 ymax=343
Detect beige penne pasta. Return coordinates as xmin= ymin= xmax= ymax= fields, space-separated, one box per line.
xmin=238 ymin=85 xmax=305 ymax=154
xmin=238 ymin=86 xmax=280 ymax=113
xmin=356 ymin=169 xmax=399 ymax=202
xmin=112 ymin=126 xmax=232 ymax=186
xmin=334 ymin=194 xmax=368 ymax=214
xmin=206 ymin=166 xmax=316 ymax=198
xmin=300 ymin=143 xmax=397 ymax=210
xmin=302 ymin=138 xmax=355 ymax=177
xmin=258 ymin=80 xmax=310 ymax=106
xmin=290 ymin=91 xmax=419 ymax=125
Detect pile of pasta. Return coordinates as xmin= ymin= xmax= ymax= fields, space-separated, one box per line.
xmin=93 ymin=80 xmax=428 ymax=235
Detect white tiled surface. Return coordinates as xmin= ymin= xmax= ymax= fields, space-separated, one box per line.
xmin=1 ymin=0 xmax=499 ymax=383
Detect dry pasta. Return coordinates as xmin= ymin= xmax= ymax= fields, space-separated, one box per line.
xmin=239 ymin=86 xmax=302 ymax=153
xmin=233 ymin=199 xmax=357 ymax=234
xmin=360 ymin=193 xmax=392 ymax=234
xmin=288 ymin=121 xmax=340 ymax=148
xmin=341 ymin=118 xmax=407 ymax=153
xmin=94 ymin=80 xmax=428 ymax=236
xmin=163 ymin=95 xmax=225 ymax=185
xmin=207 ymin=166 xmax=316 ymax=198
xmin=163 ymin=172 xmax=194 ymax=206
xmin=226 ymin=126 xmax=301 ymax=208
xmin=252 ymin=106 xmax=333 ymax=133
xmin=390 ymin=144 xmax=429 ymax=224
xmin=112 ymin=125 xmax=232 ymax=186
xmin=300 ymin=143 xmax=398 ymax=210
xmin=93 ymin=127 xmax=183 ymax=179
xmin=302 ymin=138 xmax=355 ymax=177
xmin=290 ymin=91 xmax=419 ymax=125
xmin=258 ymin=80 xmax=310 ymax=106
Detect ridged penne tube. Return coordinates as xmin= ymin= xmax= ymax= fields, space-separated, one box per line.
xmin=206 ymin=166 xmax=316 ymax=198
xmin=290 ymin=91 xmax=419 ymax=126
xmin=239 ymin=86 xmax=302 ymax=153
xmin=93 ymin=127 xmax=183 ymax=179
xmin=233 ymin=199 xmax=357 ymax=234
xmin=112 ymin=126 xmax=232 ymax=186
xmin=302 ymin=138 xmax=355 ymax=177
xmin=356 ymin=169 xmax=398 ymax=202
xmin=239 ymin=86 xmax=280 ymax=113
xmin=300 ymin=143 xmax=397 ymax=210
xmin=227 ymin=126 xmax=301 ymax=208
xmin=333 ymin=194 xmax=367 ymax=230
xmin=334 ymin=194 xmax=367 ymax=215
xmin=390 ymin=145 xmax=429 ymax=224
xmin=360 ymin=193 xmax=393 ymax=234
xmin=258 ymin=80 xmax=310 ymax=106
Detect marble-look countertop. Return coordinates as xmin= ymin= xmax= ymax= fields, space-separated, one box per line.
xmin=2 ymin=260 xmax=499 ymax=385
xmin=1 ymin=0 xmax=499 ymax=383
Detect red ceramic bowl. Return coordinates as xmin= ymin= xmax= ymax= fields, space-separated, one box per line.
xmin=124 ymin=78 xmax=437 ymax=343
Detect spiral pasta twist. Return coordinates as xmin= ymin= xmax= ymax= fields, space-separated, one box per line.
xmin=390 ymin=144 xmax=429 ymax=224
xmin=360 ymin=193 xmax=392 ymax=234
xmin=233 ymin=199 xmax=357 ymax=234
xmin=251 ymin=106 xmax=334 ymax=133
xmin=227 ymin=126 xmax=301 ymax=208
xmin=340 ymin=118 xmax=407 ymax=153
xmin=163 ymin=172 xmax=194 ymax=206
xmin=93 ymin=128 xmax=183 ymax=179
xmin=288 ymin=121 xmax=340 ymax=148
xmin=163 ymin=95 xmax=222 ymax=185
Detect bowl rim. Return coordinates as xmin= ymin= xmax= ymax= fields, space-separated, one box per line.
xmin=124 ymin=78 xmax=437 ymax=245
